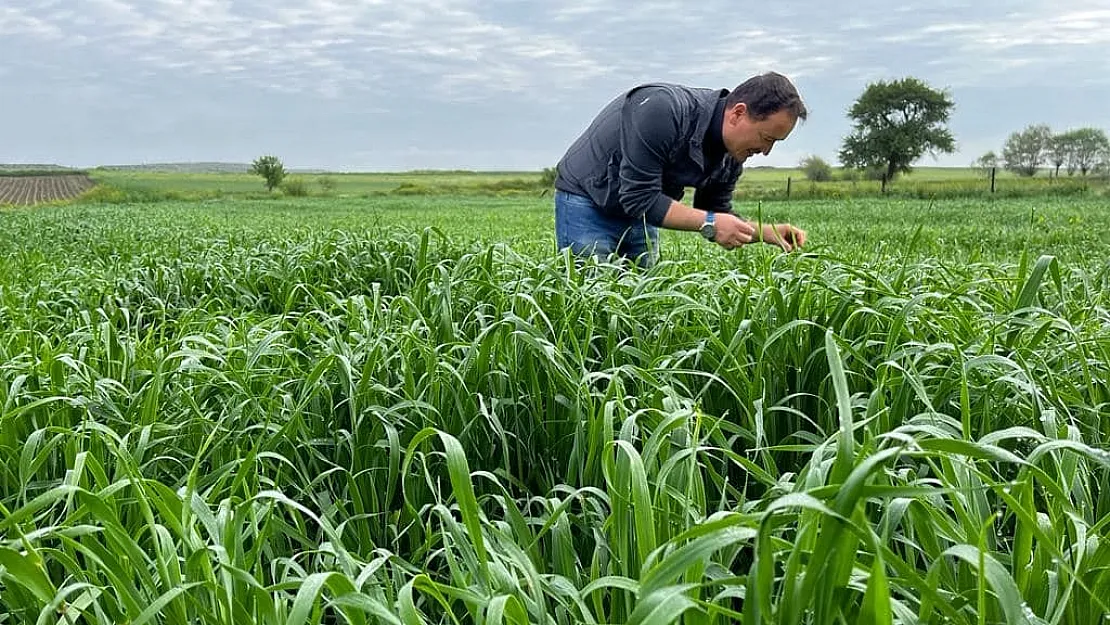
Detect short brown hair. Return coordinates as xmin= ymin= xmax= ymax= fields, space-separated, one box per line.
xmin=725 ymin=72 xmax=807 ymax=121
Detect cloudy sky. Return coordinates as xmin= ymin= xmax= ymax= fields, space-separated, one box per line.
xmin=2 ymin=0 xmax=1108 ymax=170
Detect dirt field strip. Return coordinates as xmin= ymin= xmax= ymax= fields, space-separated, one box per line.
xmin=0 ymin=174 xmax=96 ymax=206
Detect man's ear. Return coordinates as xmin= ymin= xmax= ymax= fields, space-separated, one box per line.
xmin=727 ymin=102 xmax=747 ymax=124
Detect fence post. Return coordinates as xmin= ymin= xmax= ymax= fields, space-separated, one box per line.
xmin=990 ymin=167 xmax=996 ymax=193
xmin=786 ymin=176 xmax=792 ymax=199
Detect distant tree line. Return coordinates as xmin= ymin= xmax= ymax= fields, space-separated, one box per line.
xmin=800 ymin=77 xmax=958 ymax=182
xmin=789 ymin=76 xmax=1110 ymax=184
xmin=974 ymin=125 xmax=1110 ymax=178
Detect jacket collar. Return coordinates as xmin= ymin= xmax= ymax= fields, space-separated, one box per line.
xmin=689 ymin=88 xmax=730 ymax=168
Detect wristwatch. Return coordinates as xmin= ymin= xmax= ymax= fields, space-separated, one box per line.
xmin=700 ymin=211 xmax=716 ymax=241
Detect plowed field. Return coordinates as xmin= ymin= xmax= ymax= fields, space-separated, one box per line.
xmin=0 ymin=174 xmax=96 ymax=205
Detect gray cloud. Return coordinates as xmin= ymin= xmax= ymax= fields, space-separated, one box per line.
xmin=2 ymin=0 xmax=1108 ymax=169
xmin=0 ymin=6 xmax=65 ymax=39
xmin=3 ymin=0 xmax=608 ymax=99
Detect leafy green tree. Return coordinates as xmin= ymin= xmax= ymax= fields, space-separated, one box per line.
xmin=251 ymin=155 xmax=286 ymax=191
xmin=1047 ymin=133 xmax=1072 ymax=177
xmin=1063 ymin=128 xmax=1110 ymax=176
xmin=1094 ymin=146 xmax=1110 ymax=179
xmin=1002 ymin=124 xmax=1053 ymax=177
xmin=972 ymin=151 xmax=999 ymax=178
xmin=838 ymin=77 xmax=956 ymax=181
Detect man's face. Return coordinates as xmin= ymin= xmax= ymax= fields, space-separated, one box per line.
xmin=722 ymin=104 xmax=797 ymax=164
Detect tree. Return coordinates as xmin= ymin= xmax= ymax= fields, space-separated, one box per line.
xmin=799 ymin=155 xmax=832 ymax=181
xmin=251 ymin=155 xmax=286 ymax=191
xmin=1095 ymin=147 xmax=1110 ymax=180
xmin=1063 ymin=133 xmax=1081 ymax=176
xmin=1001 ymin=124 xmax=1052 ymax=177
xmin=972 ymin=151 xmax=999 ymax=178
xmin=1064 ymin=128 xmax=1110 ymax=176
xmin=838 ymin=77 xmax=956 ymax=181
xmin=1047 ymin=133 xmax=1072 ymax=177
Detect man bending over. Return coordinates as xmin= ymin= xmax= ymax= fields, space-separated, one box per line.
xmin=553 ymin=72 xmax=808 ymax=268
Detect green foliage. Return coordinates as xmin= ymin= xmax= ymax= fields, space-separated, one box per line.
xmin=281 ymin=175 xmax=309 ymax=196
xmin=317 ymin=174 xmax=337 ymax=194
xmin=863 ymin=165 xmax=888 ymax=181
xmin=1002 ymin=124 xmax=1053 ymax=176
xmin=1048 ymin=132 xmax=1071 ymax=177
xmin=392 ymin=176 xmax=548 ymax=196
xmin=77 ymin=183 xmax=234 ymax=203
xmin=1097 ymin=151 xmax=1110 ymax=180
xmin=540 ymin=166 xmax=557 ymax=187
xmin=735 ymin=174 xmax=1091 ymax=201
xmin=838 ymin=77 xmax=957 ymax=181
xmin=250 ymin=154 xmax=286 ymax=191
xmin=972 ymin=151 xmax=999 ymax=178
xmin=1060 ymin=127 xmax=1110 ymax=176
xmin=799 ymin=155 xmax=832 ymax=181
xmin=838 ymin=167 xmax=860 ymax=182
xmin=983 ymin=126 xmax=1109 ymax=179
xmin=83 ymin=166 xmax=1109 ymax=205
xmin=0 ymin=197 xmax=1109 ymax=623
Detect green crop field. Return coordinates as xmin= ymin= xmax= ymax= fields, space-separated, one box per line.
xmin=1 ymin=193 xmax=1109 ymax=624
xmin=87 ymin=170 xmax=543 ymax=197
xmin=84 ymin=166 xmax=1106 ymax=206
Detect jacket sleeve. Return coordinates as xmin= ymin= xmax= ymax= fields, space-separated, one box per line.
xmin=693 ymin=177 xmax=737 ymax=213
xmin=617 ymin=87 xmax=680 ymax=226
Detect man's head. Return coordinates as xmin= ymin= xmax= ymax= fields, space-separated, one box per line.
xmin=721 ymin=72 xmax=807 ymax=163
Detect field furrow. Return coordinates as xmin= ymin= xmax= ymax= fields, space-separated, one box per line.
xmin=0 ymin=174 xmax=95 ymax=205
xmin=16 ymin=179 xmax=31 ymax=205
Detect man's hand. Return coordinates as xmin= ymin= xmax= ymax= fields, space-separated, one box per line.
xmin=712 ymin=212 xmax=757 ymax=249
xmin=759 ymin=223 xmax=806 ymax=252
xmin=658 ymin=201 xmax=802 ymax=252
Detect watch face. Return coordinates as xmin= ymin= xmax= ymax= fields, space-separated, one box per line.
xmin=701 ymin=223 xmax=715 ymax=240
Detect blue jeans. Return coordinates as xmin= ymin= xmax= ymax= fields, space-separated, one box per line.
xmin=554 ymin=190 xmax=659 ymax=268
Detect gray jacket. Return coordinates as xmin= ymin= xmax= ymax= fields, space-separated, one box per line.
xmin=554 ymin=82 xmax=742 ymax=226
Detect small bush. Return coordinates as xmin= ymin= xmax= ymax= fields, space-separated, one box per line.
xmin=317 ymin=175 xmax=337 ymax=194
xmin=389 ymin=178 xmax=546 ymax=196
xmin=281 ymin=177 xmax=309 ymax=197
xmin=799 ymin=155 xmax=832 ymax=182
xmin=77 ymin=185 xmax=201 ymax=204
xmin=393 ymin=182 xmax=432 ymax=195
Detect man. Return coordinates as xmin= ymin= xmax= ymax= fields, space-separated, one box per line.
xmin=553 ymin=72 xmax=808 ymax=268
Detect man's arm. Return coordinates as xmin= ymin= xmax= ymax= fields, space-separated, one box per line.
xmin=667 ymin=181 xmax=805 ymax=251
xmin=660 ymin=200 xmax=712 ymax=230
xmin=615 ymin=86 xmax=683 ymax=226
xmin=613 ymin=88 xmax=758 ymax=248
xmin=660 ymin=199 xmax=757 ymax=248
